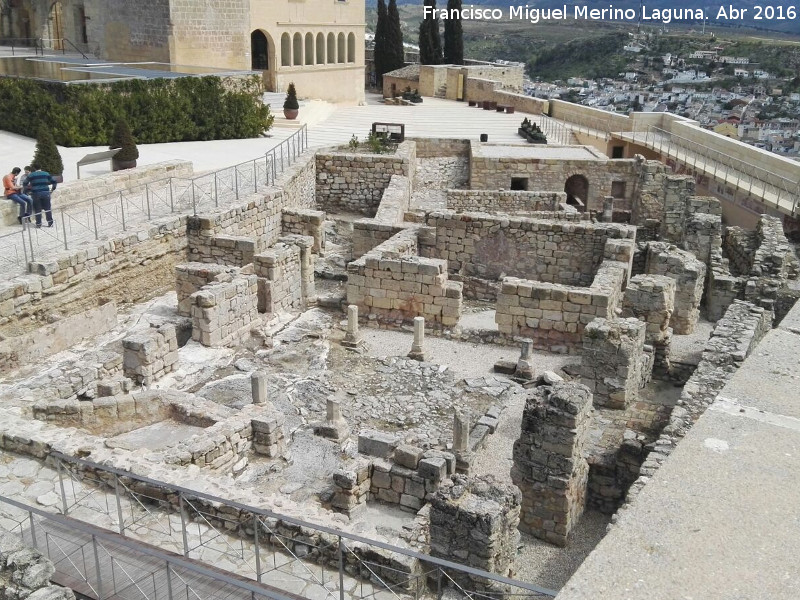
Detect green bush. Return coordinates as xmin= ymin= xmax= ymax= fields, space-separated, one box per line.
xmin=0 ymin=75 xmax=273 ymax=147
xmin=32 ymin=128 xmax=63 ymax=175
xmin=109 ymin=118 xmax=139 ymax=162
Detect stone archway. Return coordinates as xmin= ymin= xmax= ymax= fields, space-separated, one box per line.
xmin=251 ymin=30 xmax=269 ymax=70
xmin=48 ymin=1 xmax=64 ymax=50
xmin=564 ymin=174 xmax=588 ymax=211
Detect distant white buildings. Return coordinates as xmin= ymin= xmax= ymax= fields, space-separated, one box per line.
xmin=720 ymin=56 xmax=749 ymax=64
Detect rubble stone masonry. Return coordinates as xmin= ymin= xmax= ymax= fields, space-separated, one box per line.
xmin=621 ymin=274 xmax=676 ymax=375
xmin=190 ymin=274 xmax=258 ymax=347
xmin=511 ymin=382 xmax=592 ymax=547
xmin=122 ymin=323 xmax=179 ymax=386
xmin=175 ymin=262 xmax=240 ymax=316
xmin=645 ymin=243 xmax=706 ymax=335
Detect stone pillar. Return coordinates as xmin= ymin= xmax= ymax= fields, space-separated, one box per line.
xmin=408 ymin=316 xmax=426 ymax=361
xmin=342 ymin=305 xmax=365 ymax=350
xmin=581 ymin=317 xmax=648 ymax=409
xmin=313 ymin=397 xmax=351 ymax=442
xmin=514 ymin=338 xmax=534 ymax=380
xmin=621 ymin=274 xmax=676 ymax=377
xmin=601 ymin=195 xmax=614 ymax=223
xmin=511 ymin=382 xmax=592 ymax=547
xmin=331 ymin=458 xmax=371 ymax=517
xmin=298 ymin=241 xmax=316 ymax=307
xmin=453 ymin=409 xmax=472 ymax=473
xmin=429 ymin=474 xmax=521 ymax=591
xmin=251 ymin=372 xmax=267 ymax=405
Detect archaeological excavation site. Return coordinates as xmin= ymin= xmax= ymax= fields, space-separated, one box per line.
xmin=0 ymin=135 xmax=799 ymax=600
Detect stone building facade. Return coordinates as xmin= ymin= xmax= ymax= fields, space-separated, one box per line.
xmin=3 ymin=0 xmax=366 ymax=104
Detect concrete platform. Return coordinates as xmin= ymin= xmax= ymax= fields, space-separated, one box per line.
xmin=556 ymin=301 xmax=800 ymax=600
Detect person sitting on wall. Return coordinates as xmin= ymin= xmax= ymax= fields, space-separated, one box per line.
xmin=16 ymin=165 xmax=31 ymax=191
xmin=3 ymin=167 xmax=33 ymax=224
xmin=24 ymin=163 xmax=57 ymax=228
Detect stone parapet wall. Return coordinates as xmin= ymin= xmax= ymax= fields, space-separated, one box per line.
xmin=175 ymin=262 xmax=240 ymax=316
xmin=190 ymin=274 xmax=258 ymax=347
xmin=495 ymin=259 xmax=628 ymax=353
xmin=122 ymin=324 xmax=178 ymax=386
xmin=445 ymin=190 xmax=566 ymax=214
xmin=315 ymin=141 xmax=415 ymax=217
xmin=0 ymin=526 xmax=76 ymax=600
xmin=464 ymin=77 xmax=548 ymax=115
xmin=346 ymin=229 xmax=463 ymax=327
xmin=0 ymin=160 xmax=193 ymax=227
xmin=581 ymin=318 xmax=649 ymax=409
xmin=645 ymin=243 xmax=706 ymax=335
xmin=407 ymin=137 xmax=470 ymax=158
xmin=373 ymin=175 xmax=411 ymax=225
xmin=419 ymin=211 xmax=635 ymax=296
xmin=281 ymin=208 xmax=326 ymax=253
xmin=511 ymin=382 xmax=592 ymax=547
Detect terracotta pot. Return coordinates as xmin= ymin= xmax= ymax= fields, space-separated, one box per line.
xmin=112 ymin=158 xmax=137 ymax=171
xmin=283 ymin=108 xmax=299 ymax=120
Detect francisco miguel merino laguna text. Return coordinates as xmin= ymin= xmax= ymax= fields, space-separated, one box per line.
xmin=422 ymin=4 xmax=798 ymax=24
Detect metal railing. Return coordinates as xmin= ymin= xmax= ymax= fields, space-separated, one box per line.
xmin=0 ymin=494 xmax=300 ymax=600
xmin=46 ymin=451 xmax=556 ymax=600
xmin=0 ymin=36 xmax=45 ymax=55
xmin=628 ymin=125 xmax=800 ymax=216
xmin=537 ymin=114 xmax=576 ymax=146
xmin=0 ymin=125 xmax=309 ymax=276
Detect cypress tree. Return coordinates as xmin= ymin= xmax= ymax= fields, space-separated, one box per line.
xmin=373 ymin=0 xmax=389 ymax=86
xmin=385 ymin=0 xmax=405 ymax=75
xmin=109 ymin=118 xmax=139 ymax=162
xmin=419 ymin=0 xmax=442 ymax=65
xmin=443 ymin=0 xmax=464 ymax=65
xmin=32 ymin=128 xmax=63 ymax=176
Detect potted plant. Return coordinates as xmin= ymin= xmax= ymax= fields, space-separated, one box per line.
xmin=283 ymin=82 xmax=299 ymax=120
xmin=109 ymin=118 xmax=139 ymax=171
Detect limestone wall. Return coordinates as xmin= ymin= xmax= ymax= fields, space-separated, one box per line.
xmin=281 ymin=208 xmax=326 ymax=253
xmin=468 ymin=152 xmax=638 ymax=212
xmin=407 ymin=138 xmax=471 ymax=158
xmin=0 ymin=526 xmax=76 ymax=600
xmin=631 ymin=160 xmax=668 ymax=226
xmin=175 ymin=263 xmax=240 ymax=316
xmin=645 ymin=243 xmax=706 ymax=335
xmin=122 ymin=324 xmax=179 ymax=386
xmin=464 ymin=77 xmax=548 ymax=115
xmin=190 ymin=274 xmax=258 ymax=347
xmin=253 ymin=236 xmax=315 ymax=314
xmin=315 ymin=142 xmax=415 ymax=217
xmin=581 ymin=318 xmax=649 ymax=409
xmin=495 ymin=259 xmax=628 ymax=353
xmin=622 ymin=274 xmax=676 ymax=374
xmin=445 ymin=190 xmax=565 ymax=214
xmin=188 ymin=233 xmax=257 ymax=266
xmin=346 ymin=229 xmax=463 ymax=328
xmin=17 ymin=350 xmax=123 ymax=404
xmin=419 ymin=211 xmax=635 ymax=298
xmin=511 ymin=382 xmax=592 ymax=547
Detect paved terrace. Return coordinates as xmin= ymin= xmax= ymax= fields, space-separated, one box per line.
xmin=556 ymin=299 xmax=800 ymax=600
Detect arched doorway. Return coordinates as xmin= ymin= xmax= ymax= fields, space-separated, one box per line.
xmin=564 ymin=174 xmax=588 ymax=211
xmin=251 ymin=30 xmax=269 ymax=70
xmin=48 ymin=1 xmax=64 ymax=50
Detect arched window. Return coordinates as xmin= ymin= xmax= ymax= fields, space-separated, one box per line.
xmin=316 ymin=33 xmax=325 ymax=64
xmin=305 ymin=32 xmax=314 ymax=65
xmin=251 ymin=30 xmax=269 ymax=70
xmin=337 ymin=32 xmax=345 ymax=64
xmin=327 ymin=33 xmax=335 ymax=64
xmin=293 ymin=32 xmax=303 ymax=66
xmin=564 ymin=175 xmax=589 ymax=211
xmin=347 ymin=32 xmax=355 ymax=63
xmin=281 ymin=33 xmax=291 ymax=67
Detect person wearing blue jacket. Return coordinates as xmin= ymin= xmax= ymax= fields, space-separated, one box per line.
xmin=25 ymin=163 xmax=57 ymax=228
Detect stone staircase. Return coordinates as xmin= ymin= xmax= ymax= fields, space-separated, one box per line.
xmin=263 ymin=92 xmax=335 ymax=129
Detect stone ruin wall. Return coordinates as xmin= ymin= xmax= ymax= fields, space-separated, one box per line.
xmin=418 ymin=211 xmax=635 ymax=300
xmin=621 ymin=274 xmax=676 ymax=375
xmin=175 ymin=262 xmax=240 ymax=316
xmin=631 ymin=160 xmax=669 ymax=227
xmin=253 ymin=235 xmax=315 ymax=314
xmin=190 ymin=273 xmax=258 ymax=347
xmin=468 ymin=155 xmax=639 ymax=212
xmin=623 ymin=300 xmax=772 ymax=507
xmin=645 ymin=243 xmax=706 ymax=335
xmin=122 ymin=323 xmax=179 ymax=386
xmin=511 ymin=382 xmax=592 ymax=547
xmin=0 ymin=525 xmax=76 ymax=600
xmin=0 ymin=152 xmax=316 ymax=338
xmin=407 ymin=137 xmax=471 ymax=158
xmin=315 ymin=141 xmax=416 ymax=217
xmin=444 ymin=190 xmax=566 ymax=214
xmin=281 ymin=209 xmax=326 ymax=254
xmin=346 ymin=229 xmax=464 ymax=328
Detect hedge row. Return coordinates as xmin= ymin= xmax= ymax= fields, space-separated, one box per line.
xmin=0 ymin=75 xmax=274 ymax=147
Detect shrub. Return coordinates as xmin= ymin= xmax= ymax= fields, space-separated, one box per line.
xmin=109 ymin=118 xmax=139 ymax=161
xmin=0 ymin=75 xmax=272 ymax=146
xmin=32 ymin=128 xmax=63 ymax=175
xmin=283 ymin=83 xmax=299 ymax=111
